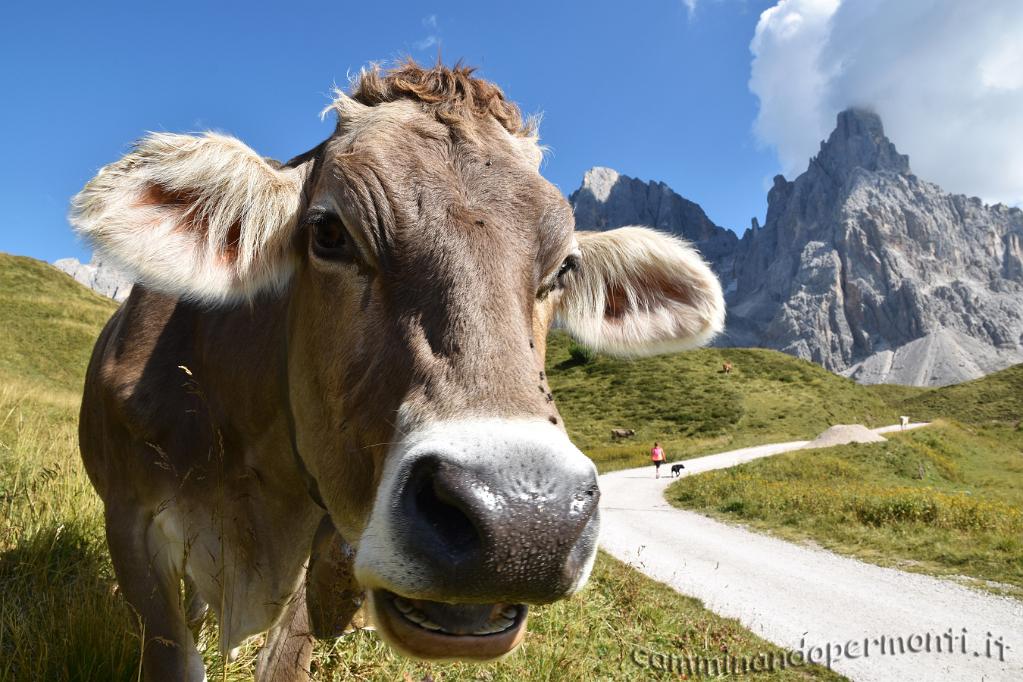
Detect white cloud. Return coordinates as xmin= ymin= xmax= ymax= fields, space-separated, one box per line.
xmin=749 ymin=0 xmax=1023 ymax=205
xmin=413 ymin=35 xmax=438 ymax=50
xmin=682 ymin=0 xmax=698 ymax=18
xmin=413 ymin=14 xmax=441 ymax=51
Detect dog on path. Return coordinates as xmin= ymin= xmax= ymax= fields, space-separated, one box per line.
xmin=671 ymin=463 xmax=686 ymax=477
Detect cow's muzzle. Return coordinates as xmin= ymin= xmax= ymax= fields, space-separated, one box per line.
xmin=354 ymin=419 xmax=600 ymax=660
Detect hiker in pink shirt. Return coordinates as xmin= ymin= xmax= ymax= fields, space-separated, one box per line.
xmin=651 ymin=442 xmax=666 ymax=478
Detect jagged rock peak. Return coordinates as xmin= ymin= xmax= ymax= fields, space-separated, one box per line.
xmin=579 ymin=166 xmax=621 ymax=202
xmin=569 ymin=167 xmax=737 ymax=252
xmin=815 ymin=107 xmax=911 ymax=177
xmin=719 ymin=106 xmax=1023 ymax=387
xmin=53 ymin=254 xmax=133 ymax=302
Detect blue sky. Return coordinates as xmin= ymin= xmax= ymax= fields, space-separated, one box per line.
xmin=1 ymin=0 xmax=782 ymax=263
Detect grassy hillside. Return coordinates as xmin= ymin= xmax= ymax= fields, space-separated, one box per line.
xmin=668 ymin=360 xmax=1023 ymax=594
xmin=895 ymin=363 xmax=1023 ymax=425
xmin=0 ymin=253 xmax=116 ymax=399
xmin=545 ymin=332 xmax=904 ymax=471
xmin=0 ymin=255 xmax=839 ymax=681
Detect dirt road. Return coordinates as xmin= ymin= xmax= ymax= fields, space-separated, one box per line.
xmin=598 ymin=424 xmax=1022 ymax=681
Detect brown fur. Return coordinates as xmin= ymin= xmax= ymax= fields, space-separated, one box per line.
xmin=350 ymin=59 xmax=535 ymax=138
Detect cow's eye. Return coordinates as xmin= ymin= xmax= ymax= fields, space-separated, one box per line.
xmin=310 ymin=212 xmax=350 ymax=260
xmin=556 ymin=254 xmax=579 ymax=284
xmin=539 ymin=254 xmax=579 ymax=300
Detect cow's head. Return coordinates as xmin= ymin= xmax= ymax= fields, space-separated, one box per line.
xmin=71 ymin=61 xmax=724 ymax=660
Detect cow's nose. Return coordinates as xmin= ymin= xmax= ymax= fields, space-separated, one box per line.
xmin=394 ymin=447 xmax=600 ymax=603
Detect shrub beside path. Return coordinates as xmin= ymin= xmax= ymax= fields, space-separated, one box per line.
xmin=597 ymin=423 xmax=1023 ymax=682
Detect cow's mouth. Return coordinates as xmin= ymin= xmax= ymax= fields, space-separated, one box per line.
xmin=369 ymin=589 xmax=528 ymax=660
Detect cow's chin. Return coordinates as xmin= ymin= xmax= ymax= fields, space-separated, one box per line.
xmin=368 ymin=589 xmax=528 ymax=661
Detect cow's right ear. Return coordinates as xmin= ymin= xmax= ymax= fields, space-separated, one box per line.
xmin=70 ymin=132 xmax=309 ymax=304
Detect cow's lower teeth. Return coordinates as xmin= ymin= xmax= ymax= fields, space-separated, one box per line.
xmin=473 ymin=617 xmax=514 ymax=635
xmin=393 ymin=601 xmax=520 ymax=635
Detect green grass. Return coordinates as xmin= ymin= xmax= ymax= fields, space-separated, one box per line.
xmin=0 ymin=254 xmax=116 ymax=398
xmin=894 ymin=363 xmax=1023 ymax=425
xmin=548 ymin=323 xmax=1023 ymax=593
xmin=0 ymin=254 xmax=841 ymax=681
xmin=667 ymin=421 xmax=1023 ymax=594
xmin=300 ymin=551 xmax=842 ymax=681
xmin=545 ymin=331 xmax=904 ymax=472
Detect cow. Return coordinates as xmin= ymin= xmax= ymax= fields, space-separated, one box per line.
xmin=900 ymin=415 xmax=910 ymax=430
xmin=71 ymin=61 xmax=726 ymax=681
xmin=722 ymin=361 xmax=733 ymax=374
xmin=610 ymin=428 xmax=636 ymax=440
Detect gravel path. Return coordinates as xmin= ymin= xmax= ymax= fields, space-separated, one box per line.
xmin=598 ymin=423 xmax=1023 ymax=681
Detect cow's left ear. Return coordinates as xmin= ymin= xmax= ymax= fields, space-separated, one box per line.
xmin=554 ymin=227 xmax=725 ymax=357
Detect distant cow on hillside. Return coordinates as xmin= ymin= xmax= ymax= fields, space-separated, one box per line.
xmin=722 ymin=362 xmax=733 ymax=374
xmin=900 ymin=416 xmax=910 ymax=430
xmin=611 ymin=428 xmax=636 ymax=440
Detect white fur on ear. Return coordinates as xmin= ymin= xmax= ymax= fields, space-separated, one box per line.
xmin=70 ymin=132 xmax=306 ymax=304
xmin=556 ymin=226 xmax=726 ymax=357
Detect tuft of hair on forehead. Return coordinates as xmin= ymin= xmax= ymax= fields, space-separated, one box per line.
xmin=325 ymin=59 xmax=538 ymax=140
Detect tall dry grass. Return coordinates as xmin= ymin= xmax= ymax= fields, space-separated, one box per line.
xmin=0 ymin=385 xmax=140 ymax=680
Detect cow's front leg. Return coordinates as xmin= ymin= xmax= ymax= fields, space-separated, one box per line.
xmin=254 ymin=516 xmax=362 ymax=682
xmin=255 ymin=580 xmax=314 ymax=682
xmin=306 ymin=515 xmax=363 ymax=638
xmin=105 ymin=505 xmax=205 ymax=682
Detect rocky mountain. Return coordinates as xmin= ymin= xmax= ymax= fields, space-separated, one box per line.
xmin=53 ymin=255 xmax=133 ymax=302
xmin=570 ymin=166 xmax=739 ymax=274
xmin=570 ymin=109 xmax=1023 ymax=387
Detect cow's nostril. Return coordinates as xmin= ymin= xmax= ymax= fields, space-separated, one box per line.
xmin=388 ymin=437 xmax=600 ymax=603
xmin=407 ymin=459 xmax=482 ymax=562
